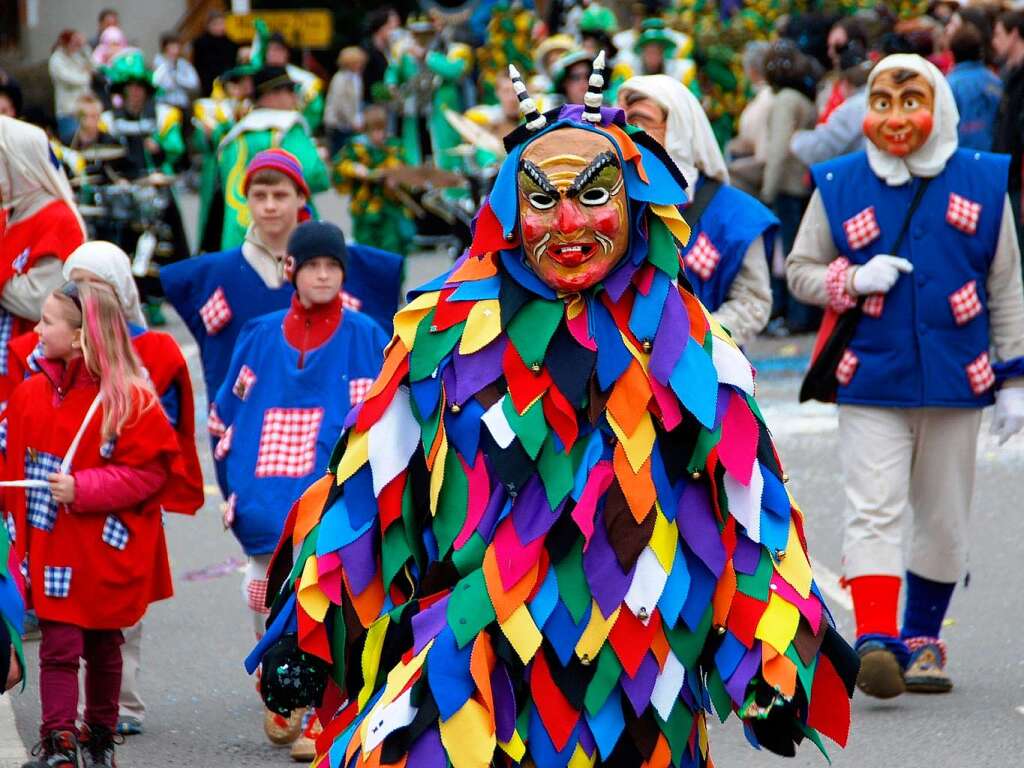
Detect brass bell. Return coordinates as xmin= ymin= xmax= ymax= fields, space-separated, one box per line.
xmin=691 ymin=471 xmax=701 ymax=480
xmin=782 ymin=473 xmax=790 ymax=483
xmin=530 ymin=362 xmax=542 ymax=372
xmin=642 ymin=339 xmax=653 ymax=352
xmin=775 ymin=549 xmax=786 ymax=561
xmin=638 ymin=606 xmax=649 ymax=621
xmin=580 ymin=653 xmax=591 ymax=666
xmin=450 ymin=403 xmax=462 ymax=413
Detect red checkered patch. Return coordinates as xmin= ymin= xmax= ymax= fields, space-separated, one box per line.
xmin=254 ymin=407 xmax=324 ymax=478
xmin=949 ymin=280 xmax=982 ymax=326
xmin=199 ymin=287 xmax=232 ymax=335
xmin=349 ymin=378 xmax=374 ymax=406
xmin=843 ymin=207 xmax=881 ymax=250
xmin=946 ymin=193 xmax=981 ymax=235
xmin=233 ymin=365 xmax=257 ymax=401
xmin=214 ymin=425 xmax=233 ymax=461
xmin=966 ymin=351 xmax=995 ymax=395
xmin=862 ymin=294 xmax=885 ymax=318
xmin=246 ymin=577 xmax=271 ymax=615
xmin=825 ymin=257 xmax=858 ymax=313
xmin=208 ymin=404 xmax=227 ymax=437
xmin=683 ymin=233 xmax=722 ymax=281
xmin=341 ymin=290 xmax=363 ymax=311
xmin=836 ymin=349 xmax=859 ymax=386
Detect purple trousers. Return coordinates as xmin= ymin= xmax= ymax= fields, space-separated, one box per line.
xmin=38 ymin=621 xmax=123 ymax=738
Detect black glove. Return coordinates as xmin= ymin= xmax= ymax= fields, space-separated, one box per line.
xmin=259 ymin=633 xmax=330 ymax=716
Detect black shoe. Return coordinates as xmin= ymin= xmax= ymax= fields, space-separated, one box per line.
xmin=22 ymin=730 xmax=80 ymax=768
xmin=80 ymin=724 xmax=121 ymax=768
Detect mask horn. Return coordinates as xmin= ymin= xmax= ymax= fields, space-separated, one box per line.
xmin=582 ymin=50 xmax=607 ymax=123
xmin=509 ymin=64 xmax=547 ymax=131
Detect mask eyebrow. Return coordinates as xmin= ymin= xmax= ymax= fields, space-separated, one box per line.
xmin=567 ymin=151 xmax=619 ymax=198
xmin=519 ymin=160 xmax=558 ymax=197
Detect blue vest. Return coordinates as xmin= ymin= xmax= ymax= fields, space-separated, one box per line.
xmin=160 ymin=248 xmax=293 ymax=400
xmin=680 ymin=179 xmax=778 ymax=312
xmin=215 ymin=309 xmax=389 ymax=555
xmin=813 ymin=149 xmax=1009 ymax=408
xmin=161 ymin=244 xmax=403 ymax=400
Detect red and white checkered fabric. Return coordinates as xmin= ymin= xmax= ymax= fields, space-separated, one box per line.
xmin=246 ymin=577 xmax=271 ymax=615
xmin=199 ymin=287 xmax=233 ymax=335
xmin=825 ymin=257 xmax=858 ymax=313
xmin=966 ymin=351 xmax=995 ymax=395
xmin=340 ymin=290 xmax=363 ymax=311
xmin=836 ymin=349 xmax=859 ymax=386
xmin=214 ymin=425 xmax=233 ymax=460
xmin=254 ymin=407 xmax=324 ymax=478
xmin=862 ymin=294 xmax=885 ymax=318
xmin=349 ymin=378 xmax=374 ymax=406
xmin=949 ymin=280 xmax=982 ymax=326
xmin=843 ymin=206 xmax=881 ymax=250
xmin=946 ymin=193 xmax=981 ymax=235
xmin=208 ymin=404 xmax=227 ymax=437
xmin=683 ymin=233 xmax=721 ymax=281
xmin=233 ymin=365 xmax=257 ymax=401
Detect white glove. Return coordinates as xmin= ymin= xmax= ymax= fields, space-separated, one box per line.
xmin=991 ymin=387 xmax=1024 ymax=445
xmin=851 ymin=255 xmax=914 ymax=295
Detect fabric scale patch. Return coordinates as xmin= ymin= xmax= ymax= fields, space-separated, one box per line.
xmin=684 ymin=233 xmax=721 ymax=281
xmin=946 ymin=193 xmax=980 ymax=235
xmin=199 ymin=287 xmax=233 ymax=335
xmin=842 ymin=206 xmax=881 ymax=250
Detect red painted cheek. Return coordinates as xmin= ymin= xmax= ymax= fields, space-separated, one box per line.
xmin=909 ymin=110 xmax=933 ymax=142
xmin=590 ymin=207 xmax=621 ymax=237
xmin=521 ymin=212 xmax=548 ymax=242
xmin=862 ymin=113 xmax=884 ymax=140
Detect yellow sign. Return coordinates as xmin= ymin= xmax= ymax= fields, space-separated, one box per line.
xmin=226 ymin=10 xmax=333 ymax=50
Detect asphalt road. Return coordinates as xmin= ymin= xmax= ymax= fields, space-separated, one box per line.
xmin=9 ymin=190 xmax=1024 ymax=766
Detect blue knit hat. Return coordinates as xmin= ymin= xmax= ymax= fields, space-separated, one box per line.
xmin=287 ymin=221 xmax=348 ymax=283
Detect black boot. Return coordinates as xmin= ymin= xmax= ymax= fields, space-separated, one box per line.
xmin=22 ymin=730 xmax=80 ymax=768
xmin=80 ymin=724 xmax=121 ymax=768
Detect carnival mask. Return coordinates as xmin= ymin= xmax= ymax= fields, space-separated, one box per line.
xmin=863 ymin=68 xmax=935 ymax=157
xmin=517 ymin=128 xmax=629 ymax=292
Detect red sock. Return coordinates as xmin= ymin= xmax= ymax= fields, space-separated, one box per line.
xmin=848 ymin=575 xmax=901 ymax=638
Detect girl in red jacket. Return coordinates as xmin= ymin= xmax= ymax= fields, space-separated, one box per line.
xmin=2 ymin=281 xmax=182 ymax=768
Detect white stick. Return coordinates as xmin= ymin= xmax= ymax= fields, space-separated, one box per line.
xmin=60 ymin=394 xmax=102 ymax=475
xmin=0 ymin=480 xmax=50 ymax=489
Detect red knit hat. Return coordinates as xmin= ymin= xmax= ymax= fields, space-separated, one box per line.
xmin=243 ymin=148 xmax=310 ymax=197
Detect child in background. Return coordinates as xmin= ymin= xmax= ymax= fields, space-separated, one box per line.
xmin=324 ymin=46 xmax=367 ymax=156
xmin=211 ymin=221 xmax=388 ymax=759
xmin=3 ymin=282 xmax=183 ymax=768
xmin=333 ymin=104 xmax=416 ymax=257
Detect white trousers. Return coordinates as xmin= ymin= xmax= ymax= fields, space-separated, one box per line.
xmin=244 ymin=553 xmax=274 ymax=640
xmin=118 ymin=621 xmax=145 ymax=721
xmin=837 ymin=405 xmax=982 ymax=583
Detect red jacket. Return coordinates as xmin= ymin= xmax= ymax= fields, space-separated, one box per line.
xmin=2 ymin=357 xmax=182 ymax=629
xmin=0 ymin=200 xmax=84 ymax=404
xmin=8 ymin=328 xmax=204 ymax=516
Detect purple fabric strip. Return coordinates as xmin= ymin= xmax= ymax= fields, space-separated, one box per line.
xmin=621 ymin=652 xmax=659 ymax=716
xmin=511 ymin=475 xmax=560 ymax=544
xmin=407 ymin=725 xmax=446 ymax=767
xmin=338 ymin=526 xmax=378 ymax=596
xmin=677 ymin=481 xmax=726 ymax=579
xmin=451 ymin=336 xmax=507 ymax=404
xmin=725 ymin=643 xmax=762 ymax=705
xmin=733 ymin=534 xmax=762 ymax=575
xmin=491 ymin=663 xmax=517 ymax=743
xmin=412 ymin=596 xmax=450 ymax=654
xmin=583 ymin=512 xmax=634 ymax=618
xmin=649 ymin=289 xmax=689 ymax=384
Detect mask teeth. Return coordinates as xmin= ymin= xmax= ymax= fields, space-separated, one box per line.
xmin=509 ymin=64 xmax=547 ymax=131
xmin=582 ymin=50 xmax=606 ymax=123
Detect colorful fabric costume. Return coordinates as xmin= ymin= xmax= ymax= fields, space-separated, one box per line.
xmin=333 ymin=135 xmax=416 ymax=257
xmin=193 ymin=90 xmax=249 ymax=252
xmin=247 ymin=76 xmax=856 ymax=766
xmin=212 ymin=307 xmax=389 ymax=556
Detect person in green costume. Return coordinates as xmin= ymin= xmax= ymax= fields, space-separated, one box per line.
xmin=192 ymin=66 xmax=252 ymax=252
xmin=384 ymin=14 xmax=472 ymax=179
xmin=261 ymin=29 xmax=325 ymax=135
xmin=332 ymin=104 xmax=416 ymax=257
xmin=215 ymin=66 xmax=329 ymax=250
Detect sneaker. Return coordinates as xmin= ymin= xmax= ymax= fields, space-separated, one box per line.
xmin=114 ymin=717 xmax=143 ymax=737
xmin=289 ymin=710 xmax=322 ymax=763
xmin=263 ymin=707 xmax=303 ymax=746
xmin=22 ymin=730 xmax=80 ymax=768
xmin=855 ymin=637 xmax=907 ymax=699
xmin=903 ymin=636 xmax=953 ymax=693
xmin=80 ymin=724 xmax=122 ymax=768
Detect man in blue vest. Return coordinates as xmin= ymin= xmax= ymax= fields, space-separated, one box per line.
xmin=787 ymin=54 xmax=1024 ymax=699
xmin=619 ymin=75 xmax=776 ymax=346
